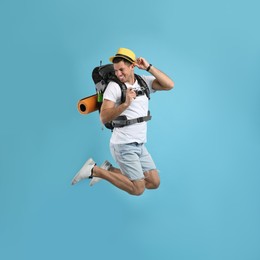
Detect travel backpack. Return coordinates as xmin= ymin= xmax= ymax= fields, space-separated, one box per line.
xmin=92 ymin=63 xmax=152 ymax=130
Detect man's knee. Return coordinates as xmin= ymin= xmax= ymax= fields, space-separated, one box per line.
xmin=151 ymin=179 xmax=160 ymax=189
xmin=144 ymin=170 xmax=160 ymax=189
xmin=146 ymin=179 xmax=160 ymax=190
xmin=129 ymin=180 xmax=145 ymax=196
xmin=130 ymin=189 xmax=145 ymax=196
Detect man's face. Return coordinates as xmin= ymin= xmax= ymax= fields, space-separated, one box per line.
xmin=114 ymin=61 xmax=134 ymax=83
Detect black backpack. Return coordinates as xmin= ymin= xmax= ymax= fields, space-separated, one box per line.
xmin=92 ymin=64 xmax=151 ymax=130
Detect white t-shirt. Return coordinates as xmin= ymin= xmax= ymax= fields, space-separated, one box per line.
xmin=103 ymin=75 xmax=156 ymax=144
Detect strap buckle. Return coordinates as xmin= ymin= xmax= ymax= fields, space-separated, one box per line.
xmin=137 ymin=117 xmax=144 ymax=123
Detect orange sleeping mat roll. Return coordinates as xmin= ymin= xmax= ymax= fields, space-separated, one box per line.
xmin=77 ymin=94 xmax=100 ymax=114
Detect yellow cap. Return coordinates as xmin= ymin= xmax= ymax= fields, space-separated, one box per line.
xmin=109 ymin=48 xmax=136 ymax=63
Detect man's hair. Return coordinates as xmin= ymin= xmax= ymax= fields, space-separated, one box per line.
xmin=112 ymin=57 xmax=132 ymax=66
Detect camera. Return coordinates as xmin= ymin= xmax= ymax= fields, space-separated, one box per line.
xmin=133 ymin=87 xmax=145 ymax=96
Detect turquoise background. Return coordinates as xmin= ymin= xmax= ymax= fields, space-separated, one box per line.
xmin=1 ymin=0 xmax=260 ymax=259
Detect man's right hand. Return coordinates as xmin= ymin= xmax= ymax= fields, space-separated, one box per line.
xmin=100 ymin=89 xmax=136 ymax=125
xmin=125 ymin=88 xmax=137 ymax=106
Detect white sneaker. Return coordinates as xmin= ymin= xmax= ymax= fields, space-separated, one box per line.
xmin=71 ymin=158 xmax=96 ymax=185
xmin=89 ymin=160 xmax=112 ymax=186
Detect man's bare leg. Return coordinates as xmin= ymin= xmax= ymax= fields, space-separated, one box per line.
xmin=99 ymin=166 xmax=160 ymax=190
xmin=144 ymin=170 xmax=160 ymax=189
xmin=89 ymin=164 xmax=122 ymax=186
xmin=92 ymin=166 xmax=145 ymax=196
xmin=109 ymin=166 xmax=122 ymax=174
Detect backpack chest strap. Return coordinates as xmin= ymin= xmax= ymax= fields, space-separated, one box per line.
xmin=111 ymin=111 xmax=152 ymax=128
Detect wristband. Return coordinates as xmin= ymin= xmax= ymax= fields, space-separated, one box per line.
xmin=146 ymin=64 xmax=152 ymax=71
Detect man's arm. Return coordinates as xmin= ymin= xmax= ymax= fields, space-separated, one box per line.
xmin=100 ymin=89 xmax=136 ymax=125
xmin=135 ymin=57 xmax=174 ymax=91
xmin=149 ymin=65 xmax=174 ymax=91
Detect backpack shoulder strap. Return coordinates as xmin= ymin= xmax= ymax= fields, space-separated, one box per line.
xmin=107 ymin=75 xmax=127 ymax=103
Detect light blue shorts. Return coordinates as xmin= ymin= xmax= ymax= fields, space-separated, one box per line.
xmin=110 ymin=142 xmax=157 ymax=181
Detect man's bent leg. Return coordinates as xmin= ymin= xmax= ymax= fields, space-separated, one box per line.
xmin=110 ymin=166 xmax=122 ymax=174
xmin=93 ymin=166 xmax=145 ymax=196
xmin=144 ymin=169 xmax=160 ymax=190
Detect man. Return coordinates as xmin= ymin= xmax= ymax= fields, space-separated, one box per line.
xmin=72 ymin=47 xmax=174 ymax=196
